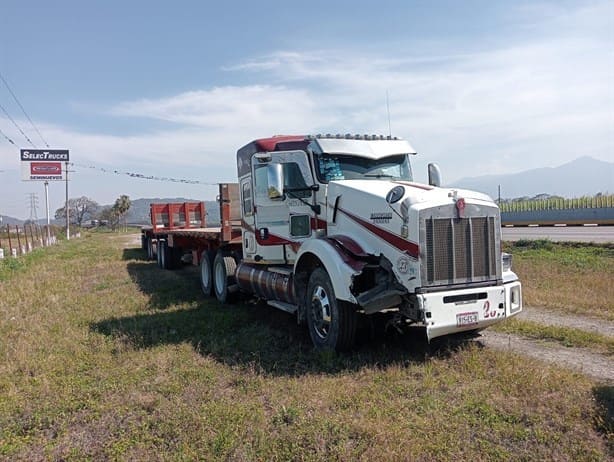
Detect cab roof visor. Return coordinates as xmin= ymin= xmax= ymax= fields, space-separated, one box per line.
xmin=315 ymin=138 xmax=416 ymax=159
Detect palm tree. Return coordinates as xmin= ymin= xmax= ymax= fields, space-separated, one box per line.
xmin=113 ymin=195 xmax=131 ymax=232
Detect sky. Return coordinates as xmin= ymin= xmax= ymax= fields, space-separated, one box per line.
xmin=0 ymin=0 xmax=612 ymax=219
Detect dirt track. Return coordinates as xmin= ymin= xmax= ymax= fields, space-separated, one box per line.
xmin=478 ymin=307 xmax=613 ymax=383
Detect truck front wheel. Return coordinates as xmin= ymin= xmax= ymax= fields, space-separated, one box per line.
xmin=213 ymin=250 xmax=238 ymax=303
xmin=306 ymin=268 xmax=357 ymax=351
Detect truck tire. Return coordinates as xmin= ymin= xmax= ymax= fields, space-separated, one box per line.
xmin=146 ymin=237 xmax=154 ymax=260
xmin=158 ymin=240 xmax=167 ymax=269
xmin=306 ymin=267 xmax=357 ymax=351
xmin=200 ymin=250 xmax=215 ymax=296
xmin=164 ymin=243 xmax=181 ymax=270
xmin=213 ymin=250 xmax=238 ymax=303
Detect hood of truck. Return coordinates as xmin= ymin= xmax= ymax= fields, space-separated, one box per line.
xmin=325 ymin=179 xmax=501 ymax=292
xmin=329 ymin=179 xmax=494 ymax=205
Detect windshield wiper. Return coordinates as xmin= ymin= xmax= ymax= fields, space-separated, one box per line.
xmin=364 ymin=174 xmax=394 ymax=178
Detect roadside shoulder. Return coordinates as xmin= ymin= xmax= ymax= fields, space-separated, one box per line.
xmin=518 ymin=306 xmax=613 ymax=338
xmin=479 ymin=331 xmax=613 ymax=383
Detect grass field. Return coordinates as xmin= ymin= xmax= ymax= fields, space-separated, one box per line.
xmin=0 ymin=234 xmax=612 ymax=460
xmin=504 ymin=240 xmax=614 ymax=321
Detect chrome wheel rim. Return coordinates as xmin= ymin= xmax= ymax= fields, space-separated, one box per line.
xmin=310 ymin=285 xmax=332 ymax=339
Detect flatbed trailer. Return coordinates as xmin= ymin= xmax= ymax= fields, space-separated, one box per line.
xmin=140 ymin=183 xmax=244 ymax=301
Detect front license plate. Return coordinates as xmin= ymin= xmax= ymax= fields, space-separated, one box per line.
xmin=456 ymin=312 xmax=479 ymax=327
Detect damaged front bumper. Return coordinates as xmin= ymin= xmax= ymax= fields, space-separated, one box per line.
xmin=419 ymin=281 xmax=522 ymax=341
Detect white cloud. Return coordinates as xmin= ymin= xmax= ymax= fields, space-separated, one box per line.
xmin=1 ymin=1 xmax=611 ymax=218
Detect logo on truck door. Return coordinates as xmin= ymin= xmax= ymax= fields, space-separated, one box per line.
xmin=370 ymin=212 xmax=392 ymax=224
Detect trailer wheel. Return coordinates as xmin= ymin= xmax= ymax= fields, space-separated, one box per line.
xmin=200 ymin=250 xmax=215 ymax=296
xmin=164 ymin=243 xmax=181 ymax=270
xmin=158 ymin=240 xmax=167 ymax=269
xmin=306 ymin=267 xmax=357 ymax=351
xmin=213 ymin=250 xmax=238 ymax=303
xmin=146 ymin=237 xmax=154 ymax=260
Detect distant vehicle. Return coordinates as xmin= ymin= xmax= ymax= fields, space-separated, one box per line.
xmin=142 ymin=134 xmax=523 ymax=350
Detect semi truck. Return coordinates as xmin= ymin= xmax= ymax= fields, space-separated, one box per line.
xmin=142 ymin=134 xmax=522 ymax=350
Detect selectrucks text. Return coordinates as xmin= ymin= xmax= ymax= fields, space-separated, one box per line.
xmin=141 ymin=134 xmax=522 ymax=350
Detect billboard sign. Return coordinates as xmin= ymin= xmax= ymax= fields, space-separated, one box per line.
xmin=20 ymin=149 xmax=69 ymax=181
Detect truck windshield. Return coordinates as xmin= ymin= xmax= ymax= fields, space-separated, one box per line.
xmin=314 ymin=153 xmax=413 ymax=183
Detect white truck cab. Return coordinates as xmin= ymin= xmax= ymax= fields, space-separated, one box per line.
xmin=234 ymin=134 xmax=522 ymax=350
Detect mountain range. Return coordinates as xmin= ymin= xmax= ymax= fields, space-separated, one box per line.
xmin=450 ymin=156 xmax=613 ymax=199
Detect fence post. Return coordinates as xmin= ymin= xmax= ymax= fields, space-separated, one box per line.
xmin=29 ymin=225 xmax=36 ymax=249
xmin=23 ymin=225 xmax=30 ymax=253
xmin=16 ymin=226 xmax=23 ymax=255
xmin=7 ymin=225 xmax=13 ymax=256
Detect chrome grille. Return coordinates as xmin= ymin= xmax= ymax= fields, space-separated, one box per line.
xmin=425 ymin=216 xmax=498 ymax=286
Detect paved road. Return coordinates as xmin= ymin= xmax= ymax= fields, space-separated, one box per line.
xmin=502 ymin=225 xmax=613 ymax=243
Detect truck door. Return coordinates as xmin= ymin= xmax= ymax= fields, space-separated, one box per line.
xmin=252 ymin=150 xmax=315 ymax=264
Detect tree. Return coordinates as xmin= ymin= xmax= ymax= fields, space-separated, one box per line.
xmin=97 ymin=206 xmax=119 ymax=230
xmin=113 ymin=195 xmax=131 ymax=231
xmin=55 ymin=196 xmax=99 ymax=227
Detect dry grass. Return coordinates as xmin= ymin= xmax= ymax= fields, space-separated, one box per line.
xmin=0 ymin=234 xmax=611 ymax=460
xmin=504 ymin=240 xmax=614 ymax=321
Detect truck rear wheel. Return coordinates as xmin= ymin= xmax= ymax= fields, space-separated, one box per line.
xmin=200 ymin=250 xmax=215 ymax=296
xmin=213 ymin=250 xmax=238 ymax=303
xmin=306 ymin=267 xmax=357 ymax=351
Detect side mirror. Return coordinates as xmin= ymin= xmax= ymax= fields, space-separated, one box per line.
xmin=428 ymin=163 xmax=442 ymax=187
xmin=267 ymin=163 xmax=284 ymax=200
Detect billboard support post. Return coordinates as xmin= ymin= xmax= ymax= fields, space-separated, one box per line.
xmin=65 ymin=161 xmax=69 ymax=240
xmin=44 ymin=181 xmax=50 ymax=244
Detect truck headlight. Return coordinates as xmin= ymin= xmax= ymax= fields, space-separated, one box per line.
xmin=509 ymin=284 xmax=522 ymax=313
xmin=502 ymin=253 xmax=513 ymax=272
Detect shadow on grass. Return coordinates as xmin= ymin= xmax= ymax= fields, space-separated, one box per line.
xmin=125 ymin=261 xmax=203 ymax=310
xmin=122 ymin=248 xmax=149 ymax=262
xmin=593 ymin=385 xmax=613 ymax=456
xmin=92 ymin=259 xmax=480 ymax=376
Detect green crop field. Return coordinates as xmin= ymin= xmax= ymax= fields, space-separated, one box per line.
xmin=0 ymin=234 xmax=611 ymax=460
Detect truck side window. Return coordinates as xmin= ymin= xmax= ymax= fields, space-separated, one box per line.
xmin=254 ymin=165 xmax=269 ymax=199
xmin=254 ymin=162 xmax=311 ymax=200
xmin=284 ymin=162 xmax=311 ymax=198
xmin=242 ymin=181 xmax=252 ymax=215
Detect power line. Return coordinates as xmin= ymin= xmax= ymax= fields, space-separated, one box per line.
xmin=0 ymin=72 xmax=49 ymax=148
xmin=71 ymin=162 xmax=221 ymax=185
xmin=0 ymin=101 xmax=36 ymax=147
xmin=0 ymin=126 xmax=16 ymax=146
